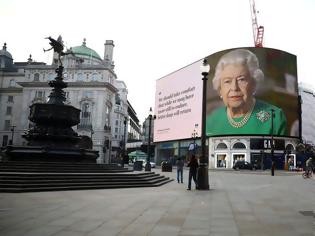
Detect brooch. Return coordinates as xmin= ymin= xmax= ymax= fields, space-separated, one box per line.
xmin=256 ymin=110 xmax=270 ymax=122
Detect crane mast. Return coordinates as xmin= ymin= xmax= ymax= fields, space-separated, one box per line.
xmin=249 ymin=0 xmax=264 ymax=47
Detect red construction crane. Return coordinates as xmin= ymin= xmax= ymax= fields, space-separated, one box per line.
xmin=249 ymin=0 xmax=264 ymax=47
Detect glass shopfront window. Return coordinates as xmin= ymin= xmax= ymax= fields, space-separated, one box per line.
xmin=156 ymin=141 xmax=178 ymax=165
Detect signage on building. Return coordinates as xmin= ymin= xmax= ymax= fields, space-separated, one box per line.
xmin=154 ymin=47 xmax=298 ymax=142
xmin=250 ymin=138 xmax=285 ymax=150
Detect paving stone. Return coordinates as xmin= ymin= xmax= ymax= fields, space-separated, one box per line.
xmin=0 ymin=169 xmax=314 ymax=236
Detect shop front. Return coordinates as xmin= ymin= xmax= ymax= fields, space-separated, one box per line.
xmin=209 ymin=136 xmax=299 ymax=170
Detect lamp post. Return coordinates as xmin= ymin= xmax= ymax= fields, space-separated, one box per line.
xmin=271 ymin=108 xmax=275 ymax=176
xmin=10 ymin=125 xmax=16 ymax=145
xmin=197 ymin=59 xmax=210 ymax=190
xmin=145 ymin=107 xmax=154 ymax=171
xmin=191 ymin=124 xmax=198 ymax=155
xmin=122 ymin=117 xmax=127 ymax=168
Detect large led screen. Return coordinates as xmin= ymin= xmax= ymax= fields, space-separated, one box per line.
xmin=154 ymin=60 xmax=203 ymax=142
xmin=154 ymin=47 xmax=299 ymax=142
xmin=206 ymin=47 xmax=298 ymax=137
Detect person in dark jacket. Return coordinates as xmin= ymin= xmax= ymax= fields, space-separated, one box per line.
xmin=187 ymin=155 xmax=199 ymax=190
xmin=176 ymin=156 xmax=185 ymax=183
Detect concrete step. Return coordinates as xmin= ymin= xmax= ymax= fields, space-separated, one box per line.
xmin=0 ymin=177 xmax=169 ymax=187
xmin=0 ymin=167 xmax=131 ymax=173
xmin=0 ymin=161 xmax=173 ymax=192
xmin=0 ymin=172 xmax=156 ymax=179
xmin=0 ymin=179 xmax=173 ymax=193
xmin=0 ymin=161 xmax=130 ymax=173
xmin=0 ymin=161 xmax=121 ymax=168
xmin=0 ymin=173 xmax=162 ymax=183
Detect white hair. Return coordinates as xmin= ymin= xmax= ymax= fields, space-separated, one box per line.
xmin=212 ymin=49 xmax=264 ymax=91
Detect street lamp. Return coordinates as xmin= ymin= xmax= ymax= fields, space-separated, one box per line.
xmin=270 ymin=108 xmax=275 ymax=176
xmin=191 ymin=124 xmax=198 ymax=155
xmin=145 ymin=107 xmax=155 ymax=171
xmin=122 ymin=117 xmax=128 ymax=168
xmin=197 ymin=59 xmax=210 ymax=190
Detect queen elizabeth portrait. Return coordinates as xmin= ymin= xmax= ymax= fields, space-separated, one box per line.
xmin=206 ymin=48 xmax=288 ymax=136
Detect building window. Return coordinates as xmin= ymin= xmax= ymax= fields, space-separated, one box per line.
xmin=6 ymin=106 xmax=12 ymax=115
xmin=81 ymin=103 xmax=91 ymax=119
xmin=4 ymin=120 xmax=11 ymax=131
xmin=2 ymin=135 xmax=8 ymax=147
xmin=92 ymin=73 xmax=99 ymax=81
xmin=35 ymin=91 xmax=45 ymax=99
xmin=7 ymin=96 xmax=13 ymax=103
xmin=232 ymin=142 xmax=246 ymax=149
xmin=9 ymin=79 xmax=15 ymax=87
xmin=216 ymin=143 xmax=228 ymax=149
xmin=77 ymin=73 xmax=84 ymax=81
xmin=78 ymin=102 xmax=92 ymax=130
xmin=34 ymin=73 xmax=40 ymax=81
xmin=105 ymin=105 xmax=111 ymax=128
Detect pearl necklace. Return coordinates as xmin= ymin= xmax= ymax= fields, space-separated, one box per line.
xmin=227 ymin=99 xmax=256 ymax=128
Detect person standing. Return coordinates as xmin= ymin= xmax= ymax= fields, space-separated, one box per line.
xmin=176 ymin=156 xmax=184 ymax=183
xmin=305 ymin=157 xmax=314 ymax=175
xmin=187 ymin=155 xmax=198 ymax=190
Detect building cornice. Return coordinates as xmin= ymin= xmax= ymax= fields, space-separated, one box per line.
xmin=0 ymin=87 xmax=23 ymax=93
xmin=17 ymin=81 xmax=118 ymax=92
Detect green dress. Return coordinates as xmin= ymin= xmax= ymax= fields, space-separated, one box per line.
xmin=206 ymin=100 xmax=287 ymax=136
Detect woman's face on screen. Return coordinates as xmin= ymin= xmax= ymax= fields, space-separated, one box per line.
xmin=219 ymin=63 xmax=256 ymax=112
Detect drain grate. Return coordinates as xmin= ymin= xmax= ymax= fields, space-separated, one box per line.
xmin=299 ymin=211 xmax=315 ymax=217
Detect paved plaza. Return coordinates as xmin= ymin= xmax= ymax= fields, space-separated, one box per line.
xmin=0 ymin=168 xmax=314 ymax=236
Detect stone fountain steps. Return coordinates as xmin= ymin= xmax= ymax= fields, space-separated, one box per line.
xmin=0 ymin=172 xmax=172 ymax=193
xmin=0 ymin=161 xmax=130 ymax=173
xmin=0 ymin=162 xmax=173 ymax=192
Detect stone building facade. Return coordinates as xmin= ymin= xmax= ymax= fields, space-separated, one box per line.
xmin=0 ymin=39 xmax=132 ymax=163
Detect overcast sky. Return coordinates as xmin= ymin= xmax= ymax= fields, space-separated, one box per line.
xmin=1 ymin=0 xmax=314 ymax=122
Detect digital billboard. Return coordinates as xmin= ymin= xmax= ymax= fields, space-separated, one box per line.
xmin=206 ymin=47 xmax=298 ymax=137
xmin=154 ymin=60 xmax=203 ymax=142
xmin=154 ymin=47 xmax=299 ymax=142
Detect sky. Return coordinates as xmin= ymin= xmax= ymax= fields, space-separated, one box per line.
xmin=1 ymin=0 xmax=315 ymax=123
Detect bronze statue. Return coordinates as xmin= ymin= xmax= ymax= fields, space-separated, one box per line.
xmin=43 ymin=35 xmax=73 ymax=65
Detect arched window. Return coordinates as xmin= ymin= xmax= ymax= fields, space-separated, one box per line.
xmin=232 ymin=142 xmax=246 ymax=149
xmin=77 ymin=73 xmax=84 ymax=81
xmin=91 ymin=73 xmax=99 ymax=81
xmin=285 ymin=144 xmax=294 ymax=154
xmin=34 ymin=73 xmax=40 ymax=81
xmin=216 ymin=143 xmax=228 ymax=149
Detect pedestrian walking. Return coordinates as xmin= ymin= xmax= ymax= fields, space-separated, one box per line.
xmin=187 ymin=155 xmax=198 ymax=190
xmin=176 ymin=156 xmax=184 ymax=183
xmin=306 ymin=157 xmax=314 ymax=174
